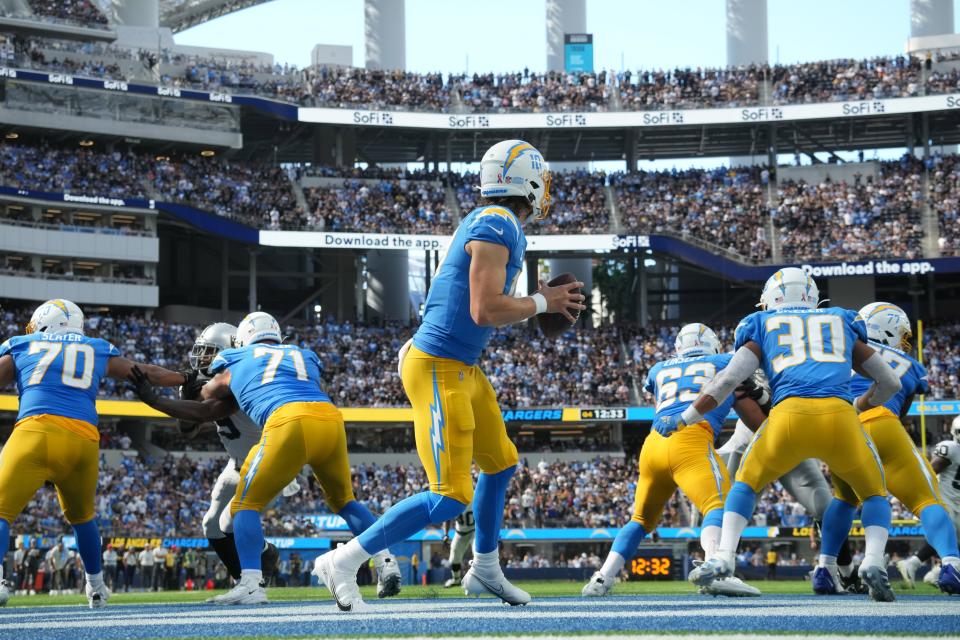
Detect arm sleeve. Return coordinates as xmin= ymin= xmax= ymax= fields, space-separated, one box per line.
xmin=857 ymin=351 xmax=902 ymax=407
xmin=734 ymin=313 xmax=761 ymax=350
xmin=643 ymin=365 xmax=656 ymax=395
xmin=102 ymin=341 xmax=121 ymax=358
xmin=0 ymin=338 xmax=11 ymax=358
xmin=465 ymin=210 xmax=518 ymax=249
xmin=306 ymin=349 xmax=323 ymax=377
xmin=209 ymin=351 xmax=231 ymax=374
xmin=699 ymin=346 xmax=761 ymax=405
xmin=915 ymin=363 xmax=931 ymax=395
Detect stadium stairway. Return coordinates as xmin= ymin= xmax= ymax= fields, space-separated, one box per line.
xmin=445 ymin=183 xmax=462 ymax=223
xmin=605 ymin=184 xmax=622 ymax=233
xmin=290 ymin=171 xmax=309 ymax=215
xmin=921 ymin=166 xmax=942 ymax=257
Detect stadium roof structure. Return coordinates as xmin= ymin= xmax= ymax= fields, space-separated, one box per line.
xmin=159 ymin=0 xmax=275 ymax=33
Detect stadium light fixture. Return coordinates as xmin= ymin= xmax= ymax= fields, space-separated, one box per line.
xmin=200 ymin=149 xmax=216 ymax=157
xmin=4 ymin=132 xmax=18 ymax=139
xmin=79 ymin=139 xmax=94 ymax=147
xmin=155 ymin=155 xmax=170 ymax=162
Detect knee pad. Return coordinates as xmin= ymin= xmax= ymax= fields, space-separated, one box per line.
xmin=203 ymin=509 xmax=224 ymax=539
xmin=219 ymin=507 xmax=234 ymax=535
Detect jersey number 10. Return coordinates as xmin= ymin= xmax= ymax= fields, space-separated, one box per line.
xmin=28 ymin=341 xmax=94 ymax=389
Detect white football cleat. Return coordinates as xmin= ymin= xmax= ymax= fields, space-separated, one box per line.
xmin=313 ymin=550 xmax=367 ymax=612
xmin=700 ymin=575 xmax=761 ymax=597
xmin=443 ymin=577 xmax=457 ymax=588
xmin=924 ymin=564 xmax=941 ymax=586
xmin=896 ymin=557 xmax=920 ymax=588
xmin=85 ymin=581 xmax=111 ymax=609
xmin=374 ymin=551 xmax=402 ymax=599
xmin=206 ymin=577 xmax=267 ymax=606
xmin=462 ymin=560 xmax=531 ymax=606
xmin=581 ymin=571 xmax=614 ymax=597
xmin=0 ymin=579 xmax=11 ymax=606
xmin=688 ymin=552 xmax=733 ymax=588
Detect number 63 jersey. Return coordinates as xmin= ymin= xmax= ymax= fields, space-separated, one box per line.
xmin=645 ymin=352 xmax=737 ymax=439
xmin=735 ymin=307 xmax=867 ymax=406
xmin=0 ymin=332 xmax=119 ymax=428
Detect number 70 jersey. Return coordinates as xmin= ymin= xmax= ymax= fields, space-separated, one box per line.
xmin=210 ymin=343 xmax=331 ymax=428
xmin=644 ymin=352 xmax=737 ymax=440
xmin=0 ymin=332 xmax=120 ymax=427
xmin=735 ymin=307 xmax=867 ymax=406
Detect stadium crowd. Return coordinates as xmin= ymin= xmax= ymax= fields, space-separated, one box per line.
xmin=4 ymin=30 xmax=960 ymax=112
xmin=928 ymin=152 xmax=960 ymax=256
xmin=21 ymin=1 xmax=109 ymax=27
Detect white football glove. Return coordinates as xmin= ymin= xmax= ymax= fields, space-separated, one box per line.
xmin=282 ymin=479 xmax=301 ymax=497
xmin=398 ymin=338 xmax=413 ymax=378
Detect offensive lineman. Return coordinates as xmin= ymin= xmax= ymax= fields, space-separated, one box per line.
xmin=582 ymin=324 xmax=764 ymax=598
xmin=902 ymin=416 xmax=960 ymax=588
xmin=0 ymin=299 xmax=188 ymax=607
xmin=816 ymin=302 xmax=960 ymax=595
xmin=685 ymin=268 xmax=903 ymax=602
xmin=131 ymin=312 xmax=400 ymax=605
xmin=311 ymin=139 xmax=585 ymax=611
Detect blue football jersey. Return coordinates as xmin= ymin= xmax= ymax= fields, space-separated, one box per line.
xmin=414 ymin=205 xmax=527 ymax=365
xmin=0 ymin=332 xmax=120 ymax=426
xmin=210 ymin=343 xmax=331 ymax=428
xmin=848 ymin=340 xmax=929 ymax=417
xmin=645 ymin=352 xmax=736 ymax=438
xmin=735 ymin=306 xmax=867 ymax=406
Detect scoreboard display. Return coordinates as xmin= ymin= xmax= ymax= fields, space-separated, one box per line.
xmin=627 ymin=549 xmax=675 ymax=580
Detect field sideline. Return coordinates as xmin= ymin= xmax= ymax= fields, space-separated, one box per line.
xmin=6 ymin=579 xmax=946 ymax=607
xmin=2 ymin=581 xmax=958 ymax=640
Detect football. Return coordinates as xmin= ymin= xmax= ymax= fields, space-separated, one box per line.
xmin=537 ymin=272 xmax=581 ymax=339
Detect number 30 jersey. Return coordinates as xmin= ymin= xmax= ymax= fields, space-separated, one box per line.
xmin=735 ymin=307 xmax=867 ymax=406
xmin=0 ymin=332 xmax=119 ymax=427
xmin=196 ymin=372 xmax=262 ymax=463
xmin=645 ymin=353 xmax=736 ymax=439
xmin=210 ymin=343 xmax=331 ymax=428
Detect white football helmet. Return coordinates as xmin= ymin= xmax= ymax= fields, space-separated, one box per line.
xmin=26 ymin=299 xmax=84 ymax=335
xmin=675 ymin=323 xmax=722 ymax=358
xmin=190 ymin=323 xmax=237 ymax=374
xmin=859 ymin=302 xmax=912 ymax=351
xmin=479 ymin=139 xmax=552 ymax=220
xmin=952 ymin=415 xmax=960 ymax=443
xmin=759 ymin=268 xmax=820 ymax=311
xmin=235 ymin=312 xmax=281 ymax=347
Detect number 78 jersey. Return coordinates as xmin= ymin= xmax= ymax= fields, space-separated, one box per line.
xmin=0 ymin=332 xmax=120 ymax=427
xmin=211 ymin=343 xmax=331 ymax=428
xmin=645 ymin=353 xmax=737 ymax=439
xmin=735 ymin=307 xmax=867 ymax=407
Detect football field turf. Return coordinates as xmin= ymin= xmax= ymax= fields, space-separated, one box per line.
xmin=2 ymin=581 xmax=959 ymax=639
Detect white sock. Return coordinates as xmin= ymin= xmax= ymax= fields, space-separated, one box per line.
xmin=471 ymin=549 xmax=500 ymax=569
xmin=701 ymin=525 xmax=721 ymax=560
xmin=863 ymin=525 xmax=888 ymax=567
xmin=818 ymin=554 xmax=837 ymax=568
xmin=599 ymin=551 xmax=626 ymax=580
xmin=240 ymin=569 xmax=262 ymax=584
xmin=337 ymin=538 xmax=372 ymax=572
xmin=85 ymin=571 xmax=104 ymax=588
xmin=718 ymin=511 xmax=749 ymax=555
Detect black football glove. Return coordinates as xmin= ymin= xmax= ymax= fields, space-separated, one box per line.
xmin=179 ymin=369 xmax=202 ymax=400
xmin=128 ymin=365 xmax=158 ymax=405
xmin=735 ymin=369 xmax=772 ymax=414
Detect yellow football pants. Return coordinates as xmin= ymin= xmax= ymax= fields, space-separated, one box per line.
xmin=737 ymin=397 xmax=886 ymax=501
xmin=232 ymin=401 xmax=356 ymax=514
xmin=401 ymin=346 xmax=518 ymax=505
xmin=833 ymin=407 xmax=942 ymax=514
xmin=631 ymin=423 xmax=730 ymax=529
xmin=0 ymin=415 xmax=99 ymax=524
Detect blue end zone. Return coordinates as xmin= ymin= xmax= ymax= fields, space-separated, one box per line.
xmin=0 ymin=595 xmax=956 ymax=639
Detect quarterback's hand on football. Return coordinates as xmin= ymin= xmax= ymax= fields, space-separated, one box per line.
xmin=654 ymin=414 xmax=686 ymax=437
xmin=735 ymin=370 xmax=771 ymax=412
xmin=129 ymin=365 xmax=158 ymax=405
xmin=537 ymin=278 xmax=586 ymax=323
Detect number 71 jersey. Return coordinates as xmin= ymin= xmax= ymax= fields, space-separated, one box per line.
xmin=0 ymin=332 xmax=120 ymax=427
xmin=211 ymin=343 xmax=331 ymax=428
xmin=645 ymin=352 xmax=737 ymax=439
xmin=735 ymin=307 xmax=867 ymax=406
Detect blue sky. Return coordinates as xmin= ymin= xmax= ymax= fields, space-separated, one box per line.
xmin=178 ymin=0 xmax=937 ymax=72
